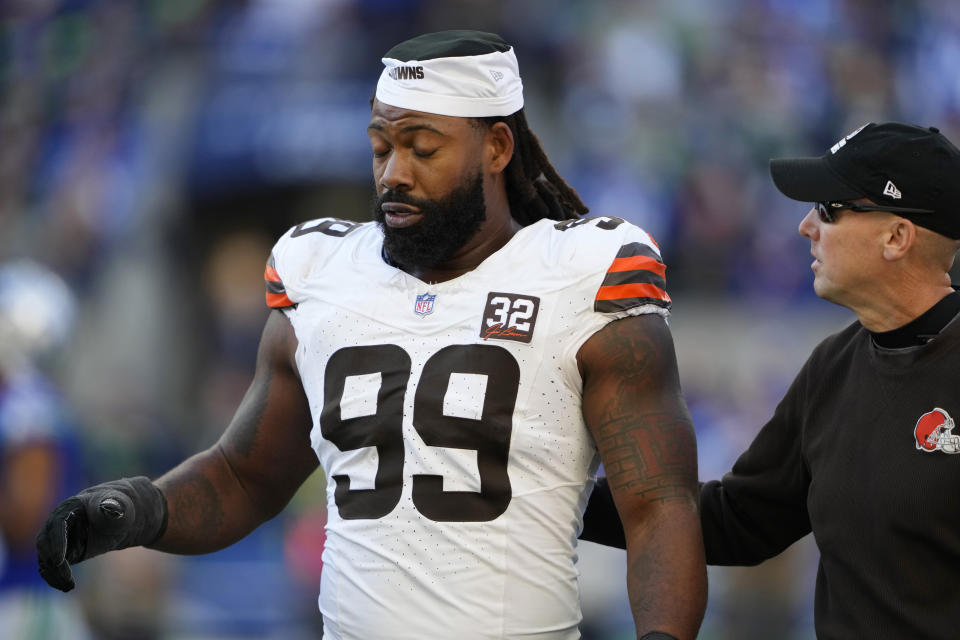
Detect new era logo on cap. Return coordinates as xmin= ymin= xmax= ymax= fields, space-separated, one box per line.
xmin=883 ymin=180 xmax=902 ymax=199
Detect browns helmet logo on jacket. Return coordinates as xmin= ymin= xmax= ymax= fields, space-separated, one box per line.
xmin=914 ymin=408 xmax=960 ymax=454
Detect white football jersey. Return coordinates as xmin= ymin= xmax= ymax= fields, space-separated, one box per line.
xmin=265 ymin=216 xmax=670 ymax=640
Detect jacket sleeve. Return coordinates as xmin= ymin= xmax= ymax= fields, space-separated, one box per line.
xmin=699 ymin=365 xmax=813 ymax=566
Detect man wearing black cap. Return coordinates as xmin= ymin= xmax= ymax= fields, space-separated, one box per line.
xmin=35 ymin=31 xmax=707 ymax=640
xmin=581 ymin=122 xmax=960 ymax=638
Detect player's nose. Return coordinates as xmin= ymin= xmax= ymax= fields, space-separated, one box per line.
xmin=379 ymin=152 xmax=413 ymax=192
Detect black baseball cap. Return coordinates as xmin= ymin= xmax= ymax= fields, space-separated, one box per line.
xmin=769 ymin=122 xmax=960 ymax=239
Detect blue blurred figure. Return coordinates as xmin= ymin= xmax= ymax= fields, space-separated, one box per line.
xmin=0 ymin=261 xmax=90 ymax=639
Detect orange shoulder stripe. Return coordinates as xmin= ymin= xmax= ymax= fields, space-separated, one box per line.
xmin=266 ymin=291 xmax=294 ymax=308
xmin=595 ymin=282 xmax=671 ymax=303
xmin=264 ymin=264 xmax=282 ymax=283
xmin=607 ymin=255 xmax=666 ymax=276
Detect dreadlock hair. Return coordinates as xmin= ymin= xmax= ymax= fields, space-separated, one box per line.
xmin=475 ymin=110 xmax=588 ymax=225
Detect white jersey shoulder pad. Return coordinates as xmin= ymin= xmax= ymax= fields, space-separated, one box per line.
xmin=265 ymin=218 xmax=373 ymax=309
xmin=536 ymin=216 xmax=671 ymax=315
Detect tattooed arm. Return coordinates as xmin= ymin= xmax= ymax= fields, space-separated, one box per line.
xmin=151 ymin=310 xmax=318 ymax=553
xmin=578 ymin=314 xmax=706 ymax=640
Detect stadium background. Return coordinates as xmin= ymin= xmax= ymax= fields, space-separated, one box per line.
xmin=2 ymin=0 xmax=959 ymax=638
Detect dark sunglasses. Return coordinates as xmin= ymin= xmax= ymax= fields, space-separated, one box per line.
xmin=815 ymin=201 xmax=936 ymax=223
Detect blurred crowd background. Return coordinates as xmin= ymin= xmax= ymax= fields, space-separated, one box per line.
xmin=2 ymin=0 xmax=959 ymax=638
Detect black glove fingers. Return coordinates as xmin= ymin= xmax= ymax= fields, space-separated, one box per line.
xmin=38 ymin=551 xmax=76 ymax=592
xmin=36 ymin=499 xmax=81 ymax=563
xmin=64 ymin=509 xmax=90 ymax=565
xmin=35 ymin=500 xmax=82 ymax=592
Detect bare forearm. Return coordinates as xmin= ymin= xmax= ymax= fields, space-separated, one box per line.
xmin=603 ymin=414 xmax=706 ymax=637
xmin=625 ymin=503 xmax=706 ymax=640
xmin=579 ymin=316 xmax=707 ymax=639
xmin=600 ymin=414 xmax=706 ymax=637
xmin=150 ymin=445 xmax=272 ymax=554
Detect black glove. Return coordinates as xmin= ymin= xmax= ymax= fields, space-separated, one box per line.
xmin=35 ymin=476 xmax=168 ymax=592
xmin=579 ymin=476 xmax=627 ymax=549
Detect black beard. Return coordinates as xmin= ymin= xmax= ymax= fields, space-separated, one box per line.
xmin=372 ymin=172 xmax=487 ymax=271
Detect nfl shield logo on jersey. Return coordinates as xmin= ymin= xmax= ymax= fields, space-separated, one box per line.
xmin=414 ymin=293 xmax=436 ymax=316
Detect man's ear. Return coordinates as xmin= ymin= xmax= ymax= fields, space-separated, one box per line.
xmin=882 ymin=217 xmax=916 ymax=261
xmin=485 ymin=121 xmax=514 ymax=175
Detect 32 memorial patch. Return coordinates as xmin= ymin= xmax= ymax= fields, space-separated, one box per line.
xmin=480 ymin=292 xmax=540 ymax=343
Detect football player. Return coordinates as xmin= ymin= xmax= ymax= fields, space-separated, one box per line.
xmin=37 ymin=30 xmax=706 ymax=640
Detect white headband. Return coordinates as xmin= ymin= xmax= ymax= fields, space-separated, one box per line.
xmin=375 ymin=47 xmax=524 ymax=118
